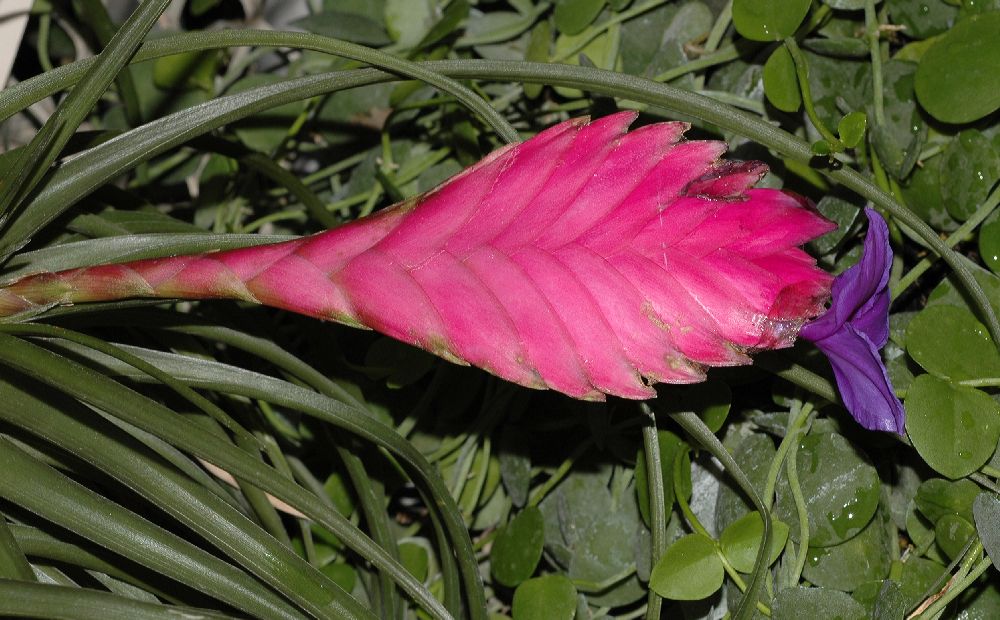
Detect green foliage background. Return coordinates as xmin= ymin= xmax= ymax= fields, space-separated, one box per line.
xmin=1 ymin=0 xmax=1000 ymax=619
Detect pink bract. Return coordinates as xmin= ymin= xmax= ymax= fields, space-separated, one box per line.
xmin=0 ymin=112 xmax=835 ymax=400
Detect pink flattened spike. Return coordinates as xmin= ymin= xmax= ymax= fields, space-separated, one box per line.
xmin=0 ymin=115 xmax=837 ymax=402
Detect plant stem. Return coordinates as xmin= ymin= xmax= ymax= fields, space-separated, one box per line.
xmin=865 ymin=0 xmax=885 ymax=126
xmin=783 ymin=37 xmax=841 ymax=148
xmin=670 ymin=411 xmax=770 ymax=620
xmin=640 ymin=403 xmax=666 ymax=620
xmin=893 ymin=184 xmax=1000 ymax=300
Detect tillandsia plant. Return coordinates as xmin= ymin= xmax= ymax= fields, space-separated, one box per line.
xmin=2 ymin=1 xmax=1000 ymax=620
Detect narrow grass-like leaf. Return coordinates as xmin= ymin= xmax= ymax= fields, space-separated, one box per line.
xmin=0 ymin=580 xmax=237 ymax=620
xmin=0 ymin=333 xmax=467 ymax=619
xmin=10 ymin=524 xmax=184 ymax=603
xmin=0 ymin=520 xmax=34 ymax=582
xmin=0 ymin=0 xmax=170 ymax=219
xmin=0 ymin=70 xmax=386 ymax=260
xmin=0 ymin=372 xmax=371 ymax=620
xmin=0 ymin=436 xmax=307 ymax=620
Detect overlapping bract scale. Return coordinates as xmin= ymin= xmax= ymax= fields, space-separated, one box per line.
xmin=0 ymin=113 xmax=835 ymax=401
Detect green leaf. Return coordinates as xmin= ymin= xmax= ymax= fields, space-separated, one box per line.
xmin=763 ymin=45 xmax=802 ymax=112
xmin=511 ymin=574 xmax=577 ymax=620
xmin=775 ymin=432 xmax=881 ymax=547
xmin=227 ymin=74 xmax=306 ymax=153
xmin=416 ymin=0 xmax=469 ymax=49
xmin=915 ymin=12 xmax=1000 ymax=124
xmin=916 ymin=478 xmax=980 ymax=524
xmin=715 ymin=433 xmax=776 ymax=533
xmin=837 ymin=111 xmax=867 ymax=149
xmin=399 ymin=543 xmax=430 ymax=583
xmin=900 ymin=150 xmax=958 ymax=230
xmin=973 ymin=493 xmax=1000 ymax=571
xmin=554 ymin=0 xmax=606 ymax=35
xmin=934 ymin=514 xmax=977 ymax=560
xmin=649 ymin=533 xmax=724 ymax=600
xmin=980 ymin=212 xmax=1000 ymax=275
xmin=802 ymin=509 xmax=893 ymax=591
xmin=888 ymin=0 xmax=958 ymax=39
xmin=635 ymin=430 xmax=683 ymax=526
xmin=0 ymin=435 xmax=308 ymax=620
xmin=772 ymin=586 xmax=867 ymax=620
xmin=939 ymin=129 xmax=1000 ymax=221
xmin=0 ymin=582 xmax=234 ymax=620
xmin=293 ymin=12 xmax=392 ymax=46
xmin=499 ymin=426 xmax=531 ymax=507
xmin=733 ymin=0 xmax=812 ymax=41
xmin=907 ymin=305 xmax=1000 ymax=382
xmin=491 ymin=507 xmax=545 ymax=587
xmin=719 ymin=513 xmax=789 ymax=573
xmin=384 ymin=0 xmax=435 ymax=46
xmin=870 ymin=60 xmax=925 ymax=180
xmin=523 ymin=19 xmax=551 ymax=99
xmin=905 ymin=374 xmax=1000 ymax=479
xmin=152 ymin=50 xmax=217 ymax=92
xmin=812 ymin=140 xmax=834 ymax=156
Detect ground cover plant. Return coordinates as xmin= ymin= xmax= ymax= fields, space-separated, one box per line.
xmin=0 ymin=0 xmax=999 ymax=619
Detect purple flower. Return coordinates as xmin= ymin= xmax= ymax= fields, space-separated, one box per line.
xmin=800 ymin=208 xmax=905 ymax=434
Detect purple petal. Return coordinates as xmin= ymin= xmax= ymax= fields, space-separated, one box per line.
xmin=800 ymin=207 xmax=903 ymax=434
xmin=810 ymin=325 xmax=905 ymax=434
xmin=800 ymin=208 xmax=891 ymax=343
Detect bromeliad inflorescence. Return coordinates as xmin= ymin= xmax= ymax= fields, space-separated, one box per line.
xmin=0 ymin=113 xmax=900 ymax=430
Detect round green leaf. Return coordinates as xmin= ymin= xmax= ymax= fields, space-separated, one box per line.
xmin=554 ymin=0 xmax=607 ymax=35
xmin=649 ymin=533 xmax=724 ymax=600
xmin=492 ymin=507 xmax=545 ymax=587
xmin=775 ymin=432 xmax=881 ymax=547
xmin=905 ymin=374 xmax=1000 ymax=479
xmin=979 ymin=213 xmax=1000 ymax=275
xmin=719 ymin=513 xmax=790 ymax=573
xmin=319 ymin=563 xmax=357 ymax=594
xmin=511 ymin=574 xmax=577 ymax=620
xmin=915 ymin=478 xmax=980 ymax=524
xmin=837 ymin=111 xmax=867 ymax=149
xmin=399 ymin=542 xmax=429 ymax=583
xmin=906 ymin=305 xmax=1000 ymax=381
xmin=733 ymin=0 xmax=812 ymax=41
xmin=812 ymin=140 xmax=834 ymax=156
xmin=906 ymin=499 xmax=937 ymax=550
xmin=870 ymin=60 xmax=925 ymax=180
xmin=763 ymin=46 xmax=802 ymax=112
xmin=935 ymin=514 xmax=977 ymax=560
xmin=772 ymin=586 xmax=867 ymax=620
xmin=973 ymin=493 xmax=1000 ymax=572
xmin=915 ymin=12 xmax=1000 ymax=124
xmin=888 ymin=0 xmax=958 ymax=39
xmin=802 ymin=510 xmax=893 ymax=591
xmin=938 ymin=129 xmax=1000 ymax=221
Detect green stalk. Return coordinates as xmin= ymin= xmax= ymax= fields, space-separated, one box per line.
xmin=670 ymin=411 xmax=770 ymax=620
xmin=639 ymin=404 xmax=666 ymax=620
xmin=783 ymin=37 xmax=841 ymax=149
